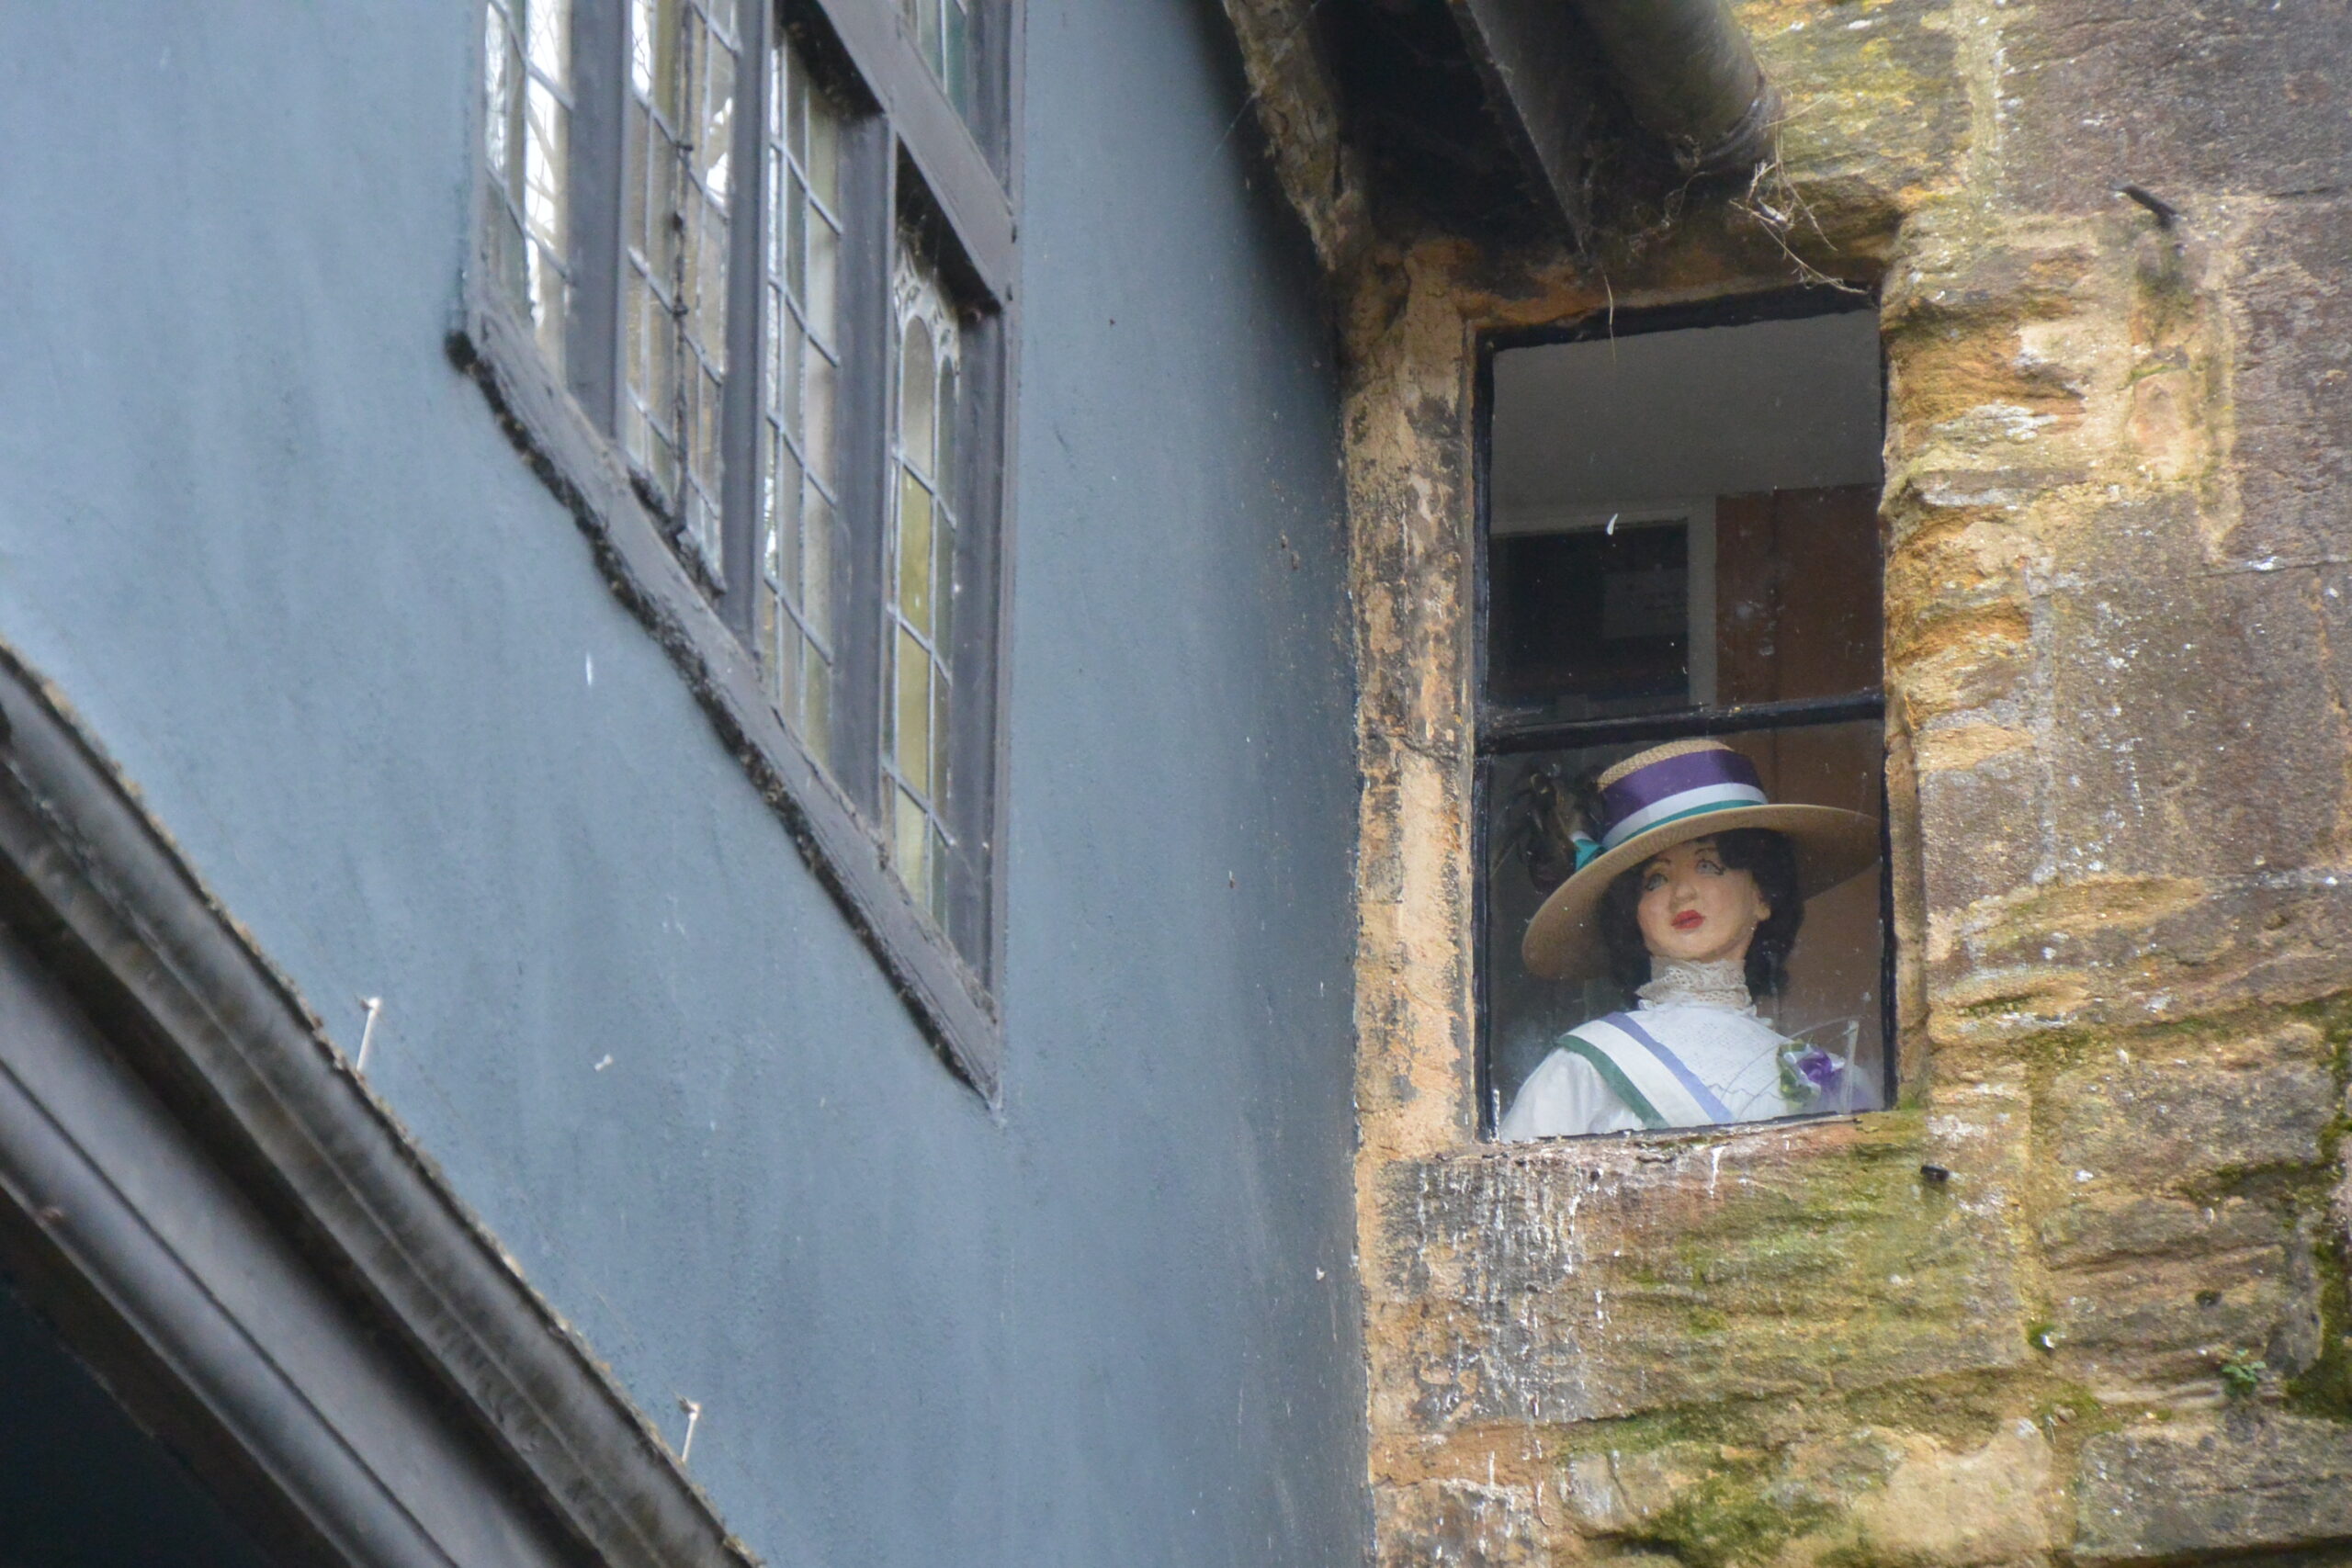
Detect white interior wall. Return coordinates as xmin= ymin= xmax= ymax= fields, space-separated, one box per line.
xmin=1490 ymin=310 xmax=1883 ymax=526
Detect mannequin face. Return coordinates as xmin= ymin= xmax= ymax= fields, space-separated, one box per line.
xmin=1634 ymin=838 xmax=1772 ymax=968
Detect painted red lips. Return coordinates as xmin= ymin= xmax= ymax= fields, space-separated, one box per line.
xmin=1670 ymin=910 xmax=1704 ymax=931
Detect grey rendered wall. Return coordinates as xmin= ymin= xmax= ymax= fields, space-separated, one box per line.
xmin=0 ymin=4 xmax=1363 ymax=1565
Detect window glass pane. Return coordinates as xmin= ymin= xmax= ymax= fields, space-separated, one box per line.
xmin=484 ymin=0 xmax=572 ymax=372
xmin=883 ymin=248 xmax=961 ymax=930
xmin=485 ymin=6 xmax=514 ymax=185
xmin=1485 ymin=310 xmax=1883 ymax=728
xmin=899 ymin=472 xmax=935 ymax=637
xmin=901 ymin=0 xmax=978 ymax=126
xmin=944 ymin=0 xmax=970 ymax=118
xmin=757 ymin=37 xmax=846 ymax=766
xmin=1483 ymin=722 xmax=1887 ymax=1134
xmin=895 ymin=626 xmax=933 ymax=795
xmin=805 ymin=78 xmax=840 ymax=208
xmin=801 ymin=491 xmax=834 ymax=661
xmin=1480 ymin=301 xmax=1886 ymax=1143
xmin=621 ymin=0 xmax=738 ymax=577
xmin=899 ymin=319 xmax=936 ymax=479
xmin=802 ymin=344 xmax=835 ymax=485
xmin=893 ymin=788 xmax=931 ymax=902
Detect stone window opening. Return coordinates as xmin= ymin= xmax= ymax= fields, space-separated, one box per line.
xmin=1476 ymin=289 xmax=1891 ymax=1140
xmin=464 ymin=0 xmax=1021 ymax=1094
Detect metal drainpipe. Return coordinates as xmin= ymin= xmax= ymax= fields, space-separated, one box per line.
xmin=1570 ymin=0 xmax=1781 ymax=175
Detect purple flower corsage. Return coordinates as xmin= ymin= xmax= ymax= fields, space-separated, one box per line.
xmin=1780 ymin=1045 xmax=1848 ymax=1111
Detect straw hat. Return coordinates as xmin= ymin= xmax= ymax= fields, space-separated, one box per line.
xmin=1521 ymin=738 xmax=1879 ymax=980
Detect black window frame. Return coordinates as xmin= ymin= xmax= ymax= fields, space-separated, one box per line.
xmin=1470 ymin=287 xmax=1895 ymax=1139
xmin=457 ymin=0 xmax=1023 ymax=1100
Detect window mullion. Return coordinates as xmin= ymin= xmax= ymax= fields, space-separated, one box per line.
xmin=824 ymin=118 xmax=895 ymax=819
xmin=567 ymin=0 xmax=628 ymax=433
xmin=716 ymin=0 xmax=771 ymax=633
xmin=942 ymin=310 xmax=1001 ymax=973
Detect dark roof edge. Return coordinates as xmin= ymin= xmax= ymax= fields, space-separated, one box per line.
xmin=0 ymin=639 xmax=758 ymax=1568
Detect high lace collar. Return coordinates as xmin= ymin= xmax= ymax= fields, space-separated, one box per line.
xmin=1636 ymin=956 xmax=1756 ymax=1014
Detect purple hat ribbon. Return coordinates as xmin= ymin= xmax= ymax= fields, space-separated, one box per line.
xmin=1596 ymin=748 xmax=1769 ymax=852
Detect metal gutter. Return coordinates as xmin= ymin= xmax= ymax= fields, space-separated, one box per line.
xmin=1570 ymin=0 xmax=1781 ymax=175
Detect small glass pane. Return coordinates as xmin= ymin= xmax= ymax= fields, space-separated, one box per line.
xmin=896 ymin=628 xmax=933 ymax=795
xmin=806 ymin=214 xmax=839 ymax=349
xmin=630 ymin=0 xmax=657 ymax=92
xmin=934 ymin=361 xmax=957 ymax=486
xmin=802 ymin=490 xmax=834 ymax=640
xmin=931 ymin=659 xmax=951 ymax=796
xmin=899 ymin=472 xmax=934 ymax=637
xmin=785 ymin=174 xmax=808 ymax=300
xmin=770 ymin=430 xmax=802 ymax=554
xmin=784 ymin=47 xmax=809 ymax=163
xmin=700 ymin=39 xmax=734 ymax=205
xmin=802 ymin=637 xmax=831 ymax=761
xmin=759 ymin=436 xmax=786 ymax=569
xmin=765 ymin=296 xmax=786 ymax=421
xmin=807 ymin=86 xmax=840 ymax=210
xmin=484 ymin=6 xmax=514 ymax=179
xmin=1485 ymin=310 xmax=1883 ymax=728
xmin=932 ymin=495 xmax=955 ymax=652
xmin=522 ymin=80 xmax=568 ymax=250
xmin=622 ymin=100 xmax=650 ymax=254
xmin=944 ymin=0 xmax=970 ymax=116
xmin=526 ymin=0 xmax=569 ymax=83
xmin=780 ymin=606 xmax=808 ymax=709
xmin=894 ymin=788 xmax=930 ymax=893
xmin=779 ymin=312 xmax=806 ymax=439
xmin=687 ymin=197 xmax=721 ymax=337
xmin=1483 ymin=722 xmax=1887 ymax=1132
xmin=803 ymin=349 xmax=835 ymax=483
xmin=899 ymin=320 xmax=936 ymax=479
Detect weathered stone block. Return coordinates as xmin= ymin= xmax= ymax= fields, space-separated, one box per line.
xmin=2036 ymin=492 xmax=2211 ymax=595
xmin=2046 ymin=1022 xmax=2333 ymax=1186
xmin=1556 ymin=1423 xmax=2054 ymax=1568
xmin=2229 ymin=202 xmax=2352 ymax=570
xmin=1375 ymin=1478 xmax=1545 ymax=1568
xmin=2049 ymin=1243 xmax=2298 ymax=1390
xmin=1832 ymin=1422 xmax=2054 ymax=1568
xmin=2001 ymin=0 xmax=2351 ymax=214
xmin=1917 ymin=741 xmax=2047 ymax=923
xmin=2040 ymin=1191 xmax=2284 ymax=1271
xmin=2036 ymin=1028 xmax=2332 ymax=1386
xmin=2075 ymin=1411 xmax=2352 ymax=1562
xmin=1371 ymin=1115 xmax=2027 ymax=1429
xmin=2043 ymin=570 xmax=2344 ymax=881
xmin=1742 ymin=0 xmax=1970 ymax=233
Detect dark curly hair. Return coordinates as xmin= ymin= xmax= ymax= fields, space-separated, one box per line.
xmin=1598 ymin=828 xmax=1803 ymax=1002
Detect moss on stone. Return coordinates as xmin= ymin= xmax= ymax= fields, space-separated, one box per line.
xmin=1627 ymin=1470 xmax=1840 ymax=1568
xmin=2286 ymin=1233 xmax=2352 ymax=1420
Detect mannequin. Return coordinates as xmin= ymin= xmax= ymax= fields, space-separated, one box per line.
xmin=1499 ymin=739 xmax=1875 ymax=1140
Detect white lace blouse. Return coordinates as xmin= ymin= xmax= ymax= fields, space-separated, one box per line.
xmin=1495 ymin=957 xmax=1802 ymax=1140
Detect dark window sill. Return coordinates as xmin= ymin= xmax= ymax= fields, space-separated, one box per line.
xmin=449 ymin=280 xmax=1002 ymax=1103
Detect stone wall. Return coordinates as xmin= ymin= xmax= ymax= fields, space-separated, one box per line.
xmin=1335 ymin=0 xmax=2352 ymax=1561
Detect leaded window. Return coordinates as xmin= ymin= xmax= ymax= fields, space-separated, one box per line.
xmin=623 ymin=0 xmax=740 ymax=574
xmin=482 ymin=0 xmax=573 ymax=371
xmin=467 ymin=0 xmax=1018 ymax=1088
xmin=757 ymin=43 xmax=847 ymax=761
xmin=885 ymin=248 xmax=960 ymax=923
xmin=901 ymin=0 xmax=971 ymax=117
